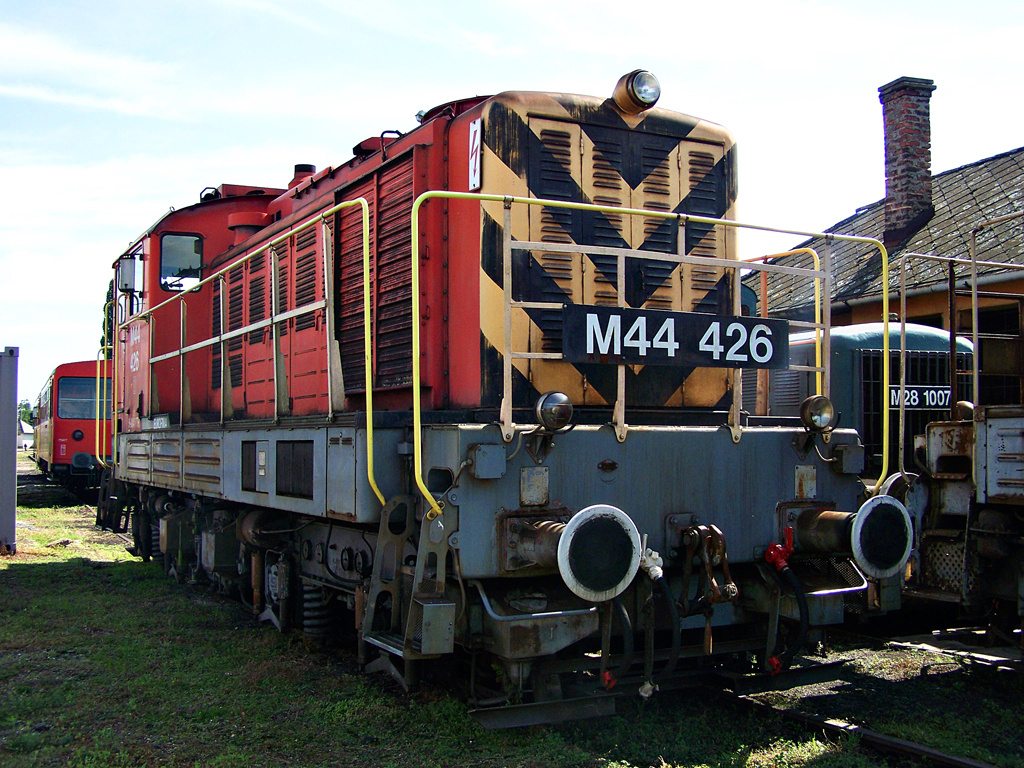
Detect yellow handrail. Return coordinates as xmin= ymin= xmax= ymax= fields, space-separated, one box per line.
xmin=113 ymin=198 xmax=384 ymax=507
xmin=95 ymin=299 xmax=114 ymax=469
xmin=358 ymin=200 xmax=385 ymax=506
xmin=408 ymin=192 xmax=888 ymax=517
xmin=743 ymin=248 xmax=825 ymax=397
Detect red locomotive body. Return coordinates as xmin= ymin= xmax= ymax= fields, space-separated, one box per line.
xmin=34 ymin=359 xmax=113 ymax=492
xmin=114 ymin=87 xmax=739 ymax=429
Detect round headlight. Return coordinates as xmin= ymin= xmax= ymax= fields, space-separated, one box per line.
xmin=72 ymin=429 xmax=85 ymax=441
xmin=612 ymin=70 xmax=661 ymax=114
xmin=535 ymin=391 xmax=573 ymax=432
xmin=799 ymin=395 xmax=835 ymax=433
xmin=629 ymin=71 xmax=661 ymax=107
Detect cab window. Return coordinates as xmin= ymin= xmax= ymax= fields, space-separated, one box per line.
xmin=57 ymin=377 xmax=112 ymax=420
xmin=160 ymin=234 xmax=202 ymax=292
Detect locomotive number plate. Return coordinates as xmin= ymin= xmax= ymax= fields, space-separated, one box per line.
xmin=888 ymin=385 xmax=952 ymax=409
xmin=561 ymin=305 xmax=789 ymax=368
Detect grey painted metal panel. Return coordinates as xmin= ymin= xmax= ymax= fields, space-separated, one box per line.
xmin=979 ymin=408 xmax=1024 ymax=504
xmin=182 ymin=436 xmax=223 ymax=493
xmin=151 ymin=434 xmax=182 ymax=486
xmin=122 ymin=435 xmax=153 ymax=484
xmin=1 ymin=348 xmax=17 ymax=553
xmin=324 ymin=426 xmax=404 ymax=522
xmin=442 ymin=423 xmax=865 ymax=579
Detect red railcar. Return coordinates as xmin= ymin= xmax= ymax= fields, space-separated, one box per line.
xmin=34 ymin=359 xmax=113 ymax=492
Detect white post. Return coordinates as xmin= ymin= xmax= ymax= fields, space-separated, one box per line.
xmin=1 ymin=347 xmax=18 ymax=554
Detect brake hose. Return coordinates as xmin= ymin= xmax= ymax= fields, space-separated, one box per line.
xmin=601 ymin=595 xmax=634 ymax=689
xmin=764 ymin=527 xmax=810 ymax=674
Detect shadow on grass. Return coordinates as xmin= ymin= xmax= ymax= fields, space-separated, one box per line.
xmin=753 ymin=649 xmax=1024 ymax=768
xmin=15 ymin=460 xmax=86 ymax=509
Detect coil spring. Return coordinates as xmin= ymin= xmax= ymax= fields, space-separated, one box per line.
xmin=150 ymin=523 xmax=162 ymax=560
xmin=301 ymin=583 xmax=331 ymax=639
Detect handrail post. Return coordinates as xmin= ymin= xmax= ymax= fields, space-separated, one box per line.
xmin=218 ymin=274 xmax=230 ymax=424
xmin=728 ymin=225 xmax=743 ymax=443
xmin=270 ymin=246 xmax=286 ymax=422
xmin=322 ymin=218 xmax=346 ymax=420
xmin=613 ymin=227 xmax=627 ymax=442
xmin=179 ymin=300 xmax=187 ymax=425
xmin=500 ymin=201 xmax=515 ymax=442
xmin=353 ymin=198 xmax=385 ymax=508
xmin=821 ymin=239 xmax=832 ymax=400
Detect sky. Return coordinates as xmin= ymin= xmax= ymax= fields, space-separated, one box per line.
xmin=3 ymin=0 xmax=1023 ymax=403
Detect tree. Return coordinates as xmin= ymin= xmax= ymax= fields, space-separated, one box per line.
xmin=99 ymin=279 xmax=114 ymax=359
xmin=18 ymin=399 xmax=32 ymax=425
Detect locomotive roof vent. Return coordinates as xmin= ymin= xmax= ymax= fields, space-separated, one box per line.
xmin=612 ymin=69 xmax=661 ymax=114
xmin=289 ymin=164 xmax=316 ymax=189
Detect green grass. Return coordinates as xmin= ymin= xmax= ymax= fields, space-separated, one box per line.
xmin=3 ymin=463 xmax=1018 ymax=767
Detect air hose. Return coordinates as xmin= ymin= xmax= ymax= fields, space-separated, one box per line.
xmin=654 ymin=574 xmax=681 ymax=682
xmin=601 ymin=595 xmax=634 ymax=689
xmin=764 ymin=527 xmax=810 ymax=674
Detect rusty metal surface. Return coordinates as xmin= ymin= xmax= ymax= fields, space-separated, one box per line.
xmin=925 ymin=421 xmax=974 ymax=478
xmin=470 ymin=580 xmax=598 ymax=659
xmin=978 ymin=409 xmax=1024 ymax=504
xmin=471 ymin=694 xmax=615 ymax=729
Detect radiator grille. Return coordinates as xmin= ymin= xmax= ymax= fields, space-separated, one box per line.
xmin=921 ymin=538 xmax=979 ymax=596
xmin=293 ymin=244 xmax=319 ymax=332
xmin=335 ymin=154 xmax=415 ymax=392
xmin=860 ymin=349 xmax=972 ymax=476
xmin=374 ymin=158 xmax=414 ymax=389
xmin=247 ymin=253 xmax=267 ymax=345
xmin=336 ymin=178 xmax=374 ymax=394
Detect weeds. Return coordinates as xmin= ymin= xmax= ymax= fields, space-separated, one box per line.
xmin=3 ymin=461 xmax=1020 ymax=766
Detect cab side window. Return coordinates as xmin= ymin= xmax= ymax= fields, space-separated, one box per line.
xmin=160 ymin=234 xmax=202 ymax=292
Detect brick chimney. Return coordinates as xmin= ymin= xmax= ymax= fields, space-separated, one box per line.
xmin=878 ymin=76 xmax=936 ymax=248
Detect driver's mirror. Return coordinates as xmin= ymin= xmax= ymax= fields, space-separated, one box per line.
xmin=117 ymin=257 xmax=137 ymax=293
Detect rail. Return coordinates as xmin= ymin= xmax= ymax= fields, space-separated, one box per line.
xmin=898 ymin=223 xmax=1024 ymax=482
xmin=111 ymin=191 xmax=896 ymax=521
xmin=743 ymin=247 xmax=828 ymax=405
xmin=969 ymin=211 xmax=1024 ymax=406
xmin=407 ymin=192 xmax=891 ymax=518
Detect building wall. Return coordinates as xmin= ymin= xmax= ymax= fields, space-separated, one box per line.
xmin=840 ymin=275 xmax=1024 ymax=330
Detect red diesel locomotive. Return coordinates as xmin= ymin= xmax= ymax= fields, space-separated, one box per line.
xmin=34 ymin=359 xmax=113 ymax=493
xmin=97 ymin=71 xmax=911 ymax=722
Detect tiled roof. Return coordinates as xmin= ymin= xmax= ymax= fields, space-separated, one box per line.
xmin=749 ymin=146 xmax=1024 ymax=319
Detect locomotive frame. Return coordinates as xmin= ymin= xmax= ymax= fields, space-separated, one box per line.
xmin=887 ymin=234 xmax=1024 ymax=637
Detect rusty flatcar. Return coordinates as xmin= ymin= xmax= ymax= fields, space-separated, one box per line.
xmin=97 ymin=71 xmax=912 ymax=722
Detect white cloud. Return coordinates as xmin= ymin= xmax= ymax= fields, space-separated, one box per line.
xmin=0 ymin=22 xmax=182 ymax=118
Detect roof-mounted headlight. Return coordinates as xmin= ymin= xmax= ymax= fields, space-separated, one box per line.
xmin=612 ymin=70 xmax=661 ymax=114
xmin=799 ymin=395 xmax=835 ymax=433
xmin=535 ymin=391 xmax=573 ymax=432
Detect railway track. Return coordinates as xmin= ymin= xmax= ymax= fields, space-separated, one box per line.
xmin=714 ymin=628 xmax=1023 ymax=768
xmin=884 ymin=628 xmax=1022 ymax=672
xmin=729 ymin=692 xmax=1000 ymax=768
